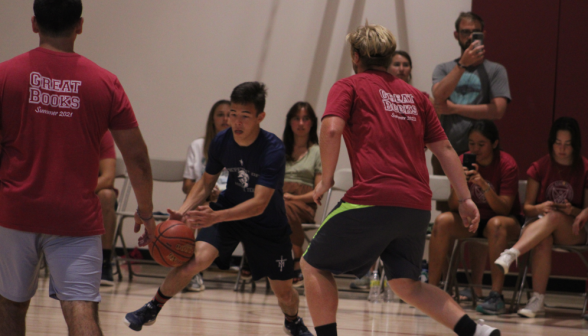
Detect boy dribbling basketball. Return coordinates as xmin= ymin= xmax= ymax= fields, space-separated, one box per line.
xmin=125 ymin=82 xmax=313 ymax=336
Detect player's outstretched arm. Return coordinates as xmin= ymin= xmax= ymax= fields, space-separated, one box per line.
xmin=177 ymin=172 xmax=219 ymax=216
xmin=427 ymin=139 xmax=480 ymax=232
xmin=111 ymin=127 xmax=155 ymax=245
xmin=314 ymin=116 xmax=345 ymax=205
xmin=185 ymin=184 xmax=274 ymax=229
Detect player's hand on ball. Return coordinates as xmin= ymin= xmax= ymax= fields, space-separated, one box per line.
xmin=185 ymin=205 xmax=218 ymax=229
xmin=458 ymin=198 xmax=480 ymax=233
xmin=135 ymin=213 xmax=156 ymax=247
xmin=167 ymin=208 xmax=184 ymax=222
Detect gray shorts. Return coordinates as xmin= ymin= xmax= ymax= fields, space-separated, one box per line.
xmin=0 ymin=226 xmax=102 ymax=303
xmin=303 ymin=201 xmax=430 ymax=281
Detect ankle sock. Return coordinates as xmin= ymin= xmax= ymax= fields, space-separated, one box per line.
xmin=152 ymin=288 xmax=172 ymax=308
xmin=102 ymin=249 xmax=112 ymax=264
xmin=315 ymin=323 xmax=337 ymax=336
xmin=453 ymin=314 xmax=476 ymax=336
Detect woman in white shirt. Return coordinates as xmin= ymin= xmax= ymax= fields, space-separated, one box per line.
xmin=182 ymin=99 xmax=230 ymax=292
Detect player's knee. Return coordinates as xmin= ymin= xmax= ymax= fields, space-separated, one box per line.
xmin=432 ymin=212 xmax=454 ymax=237
xmin=273 ymin=285 xmax=294 ymax=303
xmin=97 ymin=189 xmax=116 ymax=207
xmin=486 ymin=217 xmax=506 ymax=236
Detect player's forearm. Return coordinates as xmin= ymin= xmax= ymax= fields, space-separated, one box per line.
xmin=216 ymin=198 xmax=267 ymax=223
xmin=483 ymin=191 xmax=512 ymax=216
xmin=432 ymin=66 xmax=465 ymax=102
xmin=319 ymin=117 xmax=344 ymax=186
xmin=179 ymin=177 xmax=214 ymax=214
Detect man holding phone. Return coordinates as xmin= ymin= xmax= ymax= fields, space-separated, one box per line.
xmin=431 ymin=12 xmax=511 ymax=211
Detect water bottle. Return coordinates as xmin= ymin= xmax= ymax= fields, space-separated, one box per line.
xmin=367 ymin=270 xmax=381 ymax=302
xmin=419 ymin=260 xmax=429 ymax=283
xmin=383 ymin=278 xmax=396 ymax=302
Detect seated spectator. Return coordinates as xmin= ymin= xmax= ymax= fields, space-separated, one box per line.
xmin=282 ymin=101 xmax=322 ymax=287
xmin=182 ymin=99 xmax=230 ymax=292
xmin=429 ymin=120 xmax=522 ymax=315
xmin=98 ymin=131 xmax=118 ymax=286
xmin=495 ymin=117 xmax=588 ymax=318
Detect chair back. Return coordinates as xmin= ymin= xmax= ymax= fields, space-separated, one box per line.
xmin=320 ymin=168 xmax=353 ymax=223
xmin=150 ymin=159 xmax=186 ymax=182
xmin=430 ymin=175 xmax=451 ymax=201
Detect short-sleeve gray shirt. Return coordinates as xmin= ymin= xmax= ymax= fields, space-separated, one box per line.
xmin=432 ymin=59 xmax=511 ymax=154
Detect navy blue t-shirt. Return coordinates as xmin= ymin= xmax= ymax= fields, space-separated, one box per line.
xmin=206 ymin=128 xmax=290 ymax=233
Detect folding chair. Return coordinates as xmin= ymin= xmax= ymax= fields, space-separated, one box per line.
xmin=113 ymin=158 xmax=186 ymax=282
xmin=443 ymin=180 xmax=528 ymax=310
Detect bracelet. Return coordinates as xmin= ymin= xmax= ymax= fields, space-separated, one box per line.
xmin=136 ymin=208 xmax=153 ymax=221
xmin=482 ymin=187 xmax=491 ymax=193
xmin=458 ymin=198 xmax=471 ymax=203
xmin=457 ymin=61 xmax=467 ymax=69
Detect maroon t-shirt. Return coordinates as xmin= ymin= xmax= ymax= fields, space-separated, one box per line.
xmin=527 ymin=155 xmax=588 ymax=207
xmin=0 ymin=47 xmax=138 ymax=236
xmin=460 ymin=151 xmax=521 ymax=220
xmin=323 ymin=70 xmax=447 ymax=210
xmin=100 ymin=131 xmax=116 ymax=160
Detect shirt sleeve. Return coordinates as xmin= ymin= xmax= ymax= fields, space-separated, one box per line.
xmin=489 ymin=63 xmax=512 ymax=102
xmin=422 ymin=97 xmax=447 ymax=144
xmin=183 ymin=140 xmax=204 ymax=180
xmin=205 ymin=136 xmax=224 ymax=176
xmin=527 ymin=161 xmax=540 ymax=182
xmin=432 ymin=62 xmax=450 ymax=85
xmin=99 ymin=131 xmax=116 ymax=160
xmin=322 ymin=80 xmax=354 ymax=123
xmin=256 ymin=144 xmax=286 ymax=190
xmin=108 ymin=78 xmax=139 ymax=130
xmin=498 ymin=154 xmax=519 ymax=196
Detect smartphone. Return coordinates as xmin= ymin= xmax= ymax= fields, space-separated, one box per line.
xmin=472 ymin=32 xmax=484 ymax=46
xmin=463 ymin=153 xmax=477 ymax=171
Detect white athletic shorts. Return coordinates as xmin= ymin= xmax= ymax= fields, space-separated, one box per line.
xmin=0 ymin=226 xmax=102 ymax=303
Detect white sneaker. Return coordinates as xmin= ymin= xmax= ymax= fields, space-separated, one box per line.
xmin=473 ymin=320 xmax=500 ymax=336
xmin=517 ymin=292 xmax=545 ymax=318
xmin=494 ymin=249 xmax=518 ymax=274
xmin=184 ymin=274 xmax=205 ymax=292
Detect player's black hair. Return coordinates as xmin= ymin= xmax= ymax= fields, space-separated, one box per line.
xmin=455 ymin=12 xmax=485 ymax=32
xmin=33 ymin=0 xmax=83 ymax=37
xmin=548 ymin=116 xmax=582 ymax=167
xmin=230 ymin=82 xmax=267 ymax=115
xmin=468 ymin=119 xmax=501 ymax=153
xmin=282 ymin=102 xmax=319 ymax=162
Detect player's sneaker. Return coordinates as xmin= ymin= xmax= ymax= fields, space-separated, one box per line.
xmin=473 ymin=320 xmax=500 ymax=336
xmin=349 ymin=274 xmax=370 ymax=289
xmin=283 ymin=317 xmax=313 ymax=336
xmin=494 ymin=248 xmax=518 ymax=274
xmin=476 ymin=291 xmax=506 ymax=315
xmin=517 ymin=292 xmax=545 ymax=318
xmin=124 ymin=301 xmax=161 ymax=331
xmin=100 ymin=262 xmax=114 ymax=287
xmin=184 ymin=273 xmax=205 ymax=292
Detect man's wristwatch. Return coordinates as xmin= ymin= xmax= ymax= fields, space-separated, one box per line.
xmin=457 ymin=61 xmax=467 ymax=69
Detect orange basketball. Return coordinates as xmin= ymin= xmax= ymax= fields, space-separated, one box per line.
xmin=149 ymin=219 xmax=195 ymax=267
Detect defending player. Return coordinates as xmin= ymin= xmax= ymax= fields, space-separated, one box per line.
xmin=301 ymin=23 xmax=501 ymax=336
xmin=0 ymin=1 xmax=155 ymax=335
xmin=125 ymin=82 xmax=313 ymax=336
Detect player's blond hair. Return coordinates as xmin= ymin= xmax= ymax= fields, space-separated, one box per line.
xmin=346 ymin=21 xmax=396 ymax=69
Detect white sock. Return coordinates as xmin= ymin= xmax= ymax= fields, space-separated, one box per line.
xmin=532 ymin=292 xmax=545 ymax=300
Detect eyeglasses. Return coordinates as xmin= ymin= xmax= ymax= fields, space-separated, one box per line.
xmin=459 ymin=29 xmax=482 ymax=37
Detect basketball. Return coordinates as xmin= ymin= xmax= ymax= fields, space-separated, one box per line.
xmin=149 ymin=219 xmax=195 ymax=267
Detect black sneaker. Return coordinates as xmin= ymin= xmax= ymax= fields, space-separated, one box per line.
xmin=100 ymin=263 xmax=114 ymax=287
xmin=124 ymin=301 xmax=161 ymax=331
xmin=283 ymin=317 xmax=313 ymax=336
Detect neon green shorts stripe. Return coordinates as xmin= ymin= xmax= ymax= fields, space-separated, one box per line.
xmin=303 ymin=202 xmax=373 ymax=256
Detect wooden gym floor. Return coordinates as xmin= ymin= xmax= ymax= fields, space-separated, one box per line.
xmin=25 ymin=265 xmax=588 ymax=335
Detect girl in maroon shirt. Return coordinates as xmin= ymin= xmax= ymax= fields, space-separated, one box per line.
xmin=429 ymin=120 xmax=522 ymax=315
xmin=495 ymin=117 xmax=588 ymax=318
